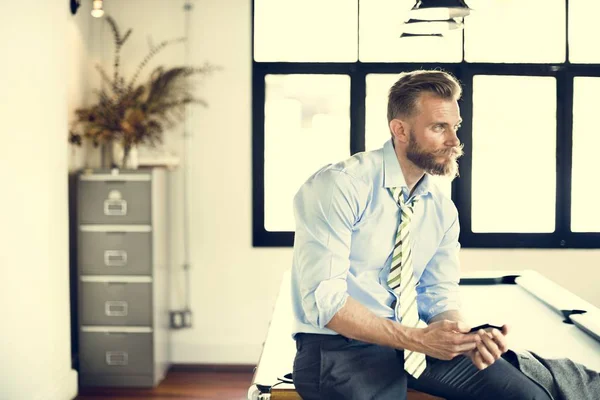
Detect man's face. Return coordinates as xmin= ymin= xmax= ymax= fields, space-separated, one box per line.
xmin=405 ymin=93 xmax=464 ymax=178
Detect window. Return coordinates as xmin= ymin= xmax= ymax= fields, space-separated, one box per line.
xmin=253 ymin=0 xmax=600 ymax=248
xmin=568 ymin=0 xmax=600 ymax=63
xmin=254 ymin=0 xmax=358 ymax=62
xmin=471 ymin=75 xmax=556 ymax=233
xmin=464 ymin=0 xmax=565 ymax=63
xmin=571 ymin=77 xmax=600 ymax=232
xmin=264 ymin=74 xmax=351 ymax=232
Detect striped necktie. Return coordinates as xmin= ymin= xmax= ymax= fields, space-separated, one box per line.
xmin=388 ymin=187 xmax=427 ymax=379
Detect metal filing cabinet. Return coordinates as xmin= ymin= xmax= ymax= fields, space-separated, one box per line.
xmin=76 ymin=168 xmax=170 ymax=388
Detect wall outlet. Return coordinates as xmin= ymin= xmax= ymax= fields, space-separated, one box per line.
xmin=169 ymin=309 xmax=193 ymax=329
xmin=182 ymin=309 xmax=193 ymax=328
xmin=169 ymin=311 xmax=183 ymax=329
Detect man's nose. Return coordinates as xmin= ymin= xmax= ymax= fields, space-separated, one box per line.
xmin=446 ymin=129 xmax=460 ymax=147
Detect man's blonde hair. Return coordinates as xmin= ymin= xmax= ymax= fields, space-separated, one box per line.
xmin=387 ymin=70 xmax=462 ymax=124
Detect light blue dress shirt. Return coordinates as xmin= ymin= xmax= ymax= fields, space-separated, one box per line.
xmin=291 ymin=138 xmax=462 ymax=337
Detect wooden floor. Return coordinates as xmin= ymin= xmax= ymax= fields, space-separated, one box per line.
xmin=75 ymin=367 xmax=254 ymax=400
xmin=75 ymin=367 xmax=443 ymax=400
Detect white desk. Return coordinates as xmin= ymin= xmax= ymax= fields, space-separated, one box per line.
xmin=249 ymin=270 xmax=600 ymax=399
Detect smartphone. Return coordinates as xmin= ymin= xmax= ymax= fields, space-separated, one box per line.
xmin=469 ymin=323 xmax=503 ymax=333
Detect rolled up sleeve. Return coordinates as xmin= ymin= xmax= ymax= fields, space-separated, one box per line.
xmin=416 ymin=208 xmax=462 ymax=324
xmin=292 ymin=169 xmax=364 ymax=329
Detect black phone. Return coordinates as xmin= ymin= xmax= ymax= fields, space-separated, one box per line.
xmin=469 ymin=323 xmax=503 ymax=333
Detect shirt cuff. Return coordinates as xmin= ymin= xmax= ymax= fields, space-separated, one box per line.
xmin=304 ymin=278 xmax=349 ymax=329
xmin=420 ymin=296 xmax=462 ymax=324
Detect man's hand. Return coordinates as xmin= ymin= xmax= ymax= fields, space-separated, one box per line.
xmin=466 ymin=325 xmax=510 ymax=370
xmin=410 ymin=320 xmax=481 ymax=360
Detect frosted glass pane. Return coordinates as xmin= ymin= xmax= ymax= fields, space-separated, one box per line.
xmin=365 ymin=74 xmax=398 ymax=152
xmin=359 ymin=0 xmax=462 ymax=62
xmin=571 ymin=78 xmax=600 ymax=232
xmin=254 ymin=0 xmax=358 ymax=62
xmin=365 ymin=74 xmax=452 ymax=199
xmin=464 ymin=0 xmax=565 ymax=63
xmin=264 ymin=75 xmax=351 ymax=231
xmin=569 ymin=0 xmax=600 ymax=63
xmin=472 ymin=75 xmax=556 ymax=233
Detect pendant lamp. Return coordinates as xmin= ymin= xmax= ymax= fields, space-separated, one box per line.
xmin=402 ymin=18 xmax=463 ymax=35
xmin=408 ymin=0 xmax=471 ymax=21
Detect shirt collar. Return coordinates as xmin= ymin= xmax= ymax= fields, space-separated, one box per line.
xmin=382 ymin=138 xmax=433 ymax=198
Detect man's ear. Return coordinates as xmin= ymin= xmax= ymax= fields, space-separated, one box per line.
xmin=389 ymin=119 xmax=410 ymax=144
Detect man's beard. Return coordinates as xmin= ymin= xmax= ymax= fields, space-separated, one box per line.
xmin=406 ymin=132 xmax=464 ymax=178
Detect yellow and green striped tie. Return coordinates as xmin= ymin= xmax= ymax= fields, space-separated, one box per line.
xmin=388 ymin=187 xmax=427 ymax=379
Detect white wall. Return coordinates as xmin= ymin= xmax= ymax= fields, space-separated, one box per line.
xmin=67 ymin=1 xmax=100 ymax=171
xmin=0 ymin=0 xmax=93 ymax=398
xmin=90 ymin=0 xmax=600 ymax=366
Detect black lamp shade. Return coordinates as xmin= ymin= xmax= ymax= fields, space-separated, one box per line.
xmin=402 ymin=18 xmax=463 ymax=35
xmin=409 ymin=0 xmax=470 ymax=21
xmin=400 ymin=32 xmax=444 ymax=38
xmin=411 ymin=0 xmax=470 ymax=9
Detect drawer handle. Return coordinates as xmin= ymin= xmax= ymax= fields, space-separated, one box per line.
xmin=105 ymin=351 xmax=128 ymax=366
xmin=105 ymin=301 xmax=128 ymax=317
xmin=104 ymin=250 xmax=128 ymax=267
xmin=104 ymin=199 xmax=127 ymax=216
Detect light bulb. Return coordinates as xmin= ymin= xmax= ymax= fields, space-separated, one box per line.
xmin=92 ymin=0 xmax=104 ymax=18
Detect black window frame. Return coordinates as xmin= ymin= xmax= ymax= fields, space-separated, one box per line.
xmin=252 ymin=0 xmax=600 ymax=248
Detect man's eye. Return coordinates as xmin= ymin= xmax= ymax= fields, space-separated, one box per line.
xmin=434 ymin=124 xmax=445 ymax=131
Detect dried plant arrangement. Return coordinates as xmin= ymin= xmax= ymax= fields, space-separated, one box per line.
xmin=69 ymin=15 xmax=220 ymax=168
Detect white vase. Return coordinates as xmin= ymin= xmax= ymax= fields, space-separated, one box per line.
xmin=112 ymin=142 xmax=139 ymax=170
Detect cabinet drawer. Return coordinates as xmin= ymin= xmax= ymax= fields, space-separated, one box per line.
xmin=79 ymin=280 xmax=152 ymax=326
xmin=78 ymin=174 xmax=151 ymax=224
xmin=79 ymin=229 xmax=152 ymax=276
xmin=79 ymin=330 xmax=153 ymax=376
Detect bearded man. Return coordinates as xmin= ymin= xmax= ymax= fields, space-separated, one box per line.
xmin=290 ymin=70 xmax=551 ymax=400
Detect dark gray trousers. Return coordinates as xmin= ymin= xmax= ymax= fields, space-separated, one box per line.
xmin=293 ymin=333 xmax=552 ymax=400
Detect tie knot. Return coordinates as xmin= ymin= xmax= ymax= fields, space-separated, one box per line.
xmin=392 ymin=187 xmax=419 ymax=211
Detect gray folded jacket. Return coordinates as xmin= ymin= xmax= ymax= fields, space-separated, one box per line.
xmin=509 ymin=348 xmax=600 ymax=400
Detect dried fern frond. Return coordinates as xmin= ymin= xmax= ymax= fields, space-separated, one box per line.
xmin=128 ymin=37 xmax=186 ymax=92
xmin=105 ymin=15 xmax=133 ymax=95
xmin=95 ymin=64 xmax=114 ymax=91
